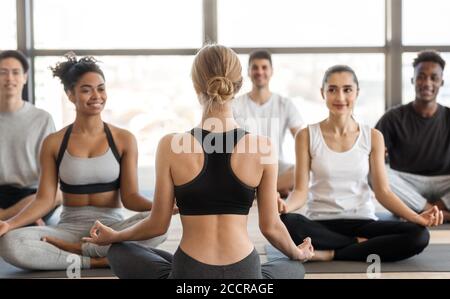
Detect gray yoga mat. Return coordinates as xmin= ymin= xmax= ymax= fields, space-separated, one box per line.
xmin=430 ymin=223 xmax=450 ymax=231
xmin=265 ymin=244 xmax=450 ymax=273
xmin=0 ymin=258 xmax=115 ymax=279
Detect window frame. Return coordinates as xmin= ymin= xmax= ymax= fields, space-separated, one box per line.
xmin=12 ymin=0 xmax=450 ymax=108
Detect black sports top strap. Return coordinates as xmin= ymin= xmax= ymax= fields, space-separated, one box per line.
xmin=56 ymin=123 xmax=121 ymax=168
xmin=103 ymin=122 xmax=121 ymax=163
xmin=190 ymin=127 xmax=248 ymax=154
xmin=56 ymin=124 xmax=73 ymax=170
xmin=59 ymin=180 xmax=120 ymax=194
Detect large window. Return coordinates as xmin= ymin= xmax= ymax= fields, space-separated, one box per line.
xmin=403 ymin=0 xmax=450 ymax=45
xmin=33 ymin=0 xmax=203 ymax=49
xmin=5 ymin=0 xmax=450 ymax=190
xmin=0 ymin=0 xmax=16 ymax=49
xmin=218 ymin=0 xmax=385 ymax=47
xmin=402 ymin=53 xmax=450 ymax=106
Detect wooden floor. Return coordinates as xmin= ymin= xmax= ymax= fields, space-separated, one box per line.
xmin=156 ymin=204 xmax=450 ymax=279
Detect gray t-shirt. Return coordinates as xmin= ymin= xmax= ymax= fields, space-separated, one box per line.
xmin=0 ymin=101 xmax=55 ymax=188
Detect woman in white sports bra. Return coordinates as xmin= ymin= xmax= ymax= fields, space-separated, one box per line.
xmin=278 ymin=65 xmax=443 ymax=262
xmin=0 ymin=53 xmax=167 ymax=270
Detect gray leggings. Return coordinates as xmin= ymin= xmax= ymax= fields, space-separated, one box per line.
xmin=107 ymin=242 xmax=305 ymax=279
xmin=0 ymin=206 xmax=167 ymax=270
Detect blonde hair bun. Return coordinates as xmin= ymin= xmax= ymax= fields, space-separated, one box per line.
xmin=206 ymin=76 xmax=234 ymax=104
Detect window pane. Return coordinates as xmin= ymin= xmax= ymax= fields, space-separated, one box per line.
xmin=402 ymin=53 xmax=450 ymax=106
xmin=237 ymin=54 xmax=385 ymax=163
xmin=403 ymin=0 xmax=450 ymax=45
xmin=218 ymin=0 xmax=385 ymax=47
xmin=35 ymin=55 xmax=198 ymax=190
xmin=0 ymin=0 xmax=16 ymax=49
xmin=33 ymin=0 xmax=202 ymax=49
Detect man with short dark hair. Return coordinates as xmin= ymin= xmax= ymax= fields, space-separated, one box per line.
xmin=0 ymin=50 xmax=60 ymax=224
xmin=376 ymin=50 xmax=450 ymax=221
xmin=233 ymin=50 xmax=303 ymax=197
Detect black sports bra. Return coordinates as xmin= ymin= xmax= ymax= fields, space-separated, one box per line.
xmin=174 ymin=128 xmax=256 ymax=215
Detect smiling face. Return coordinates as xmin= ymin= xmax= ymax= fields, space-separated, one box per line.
xmin=248 ymin=58 xmax=272 ymax=89
xmin=412 ymin=61 xmax=444 ymax=103
xmin=67 ymin=72 xmax=106 ymax=115
xmin=321 ymin=71 xmax=359 ymax=116
xmin=0 ymin=57 xmax=28 ymax=100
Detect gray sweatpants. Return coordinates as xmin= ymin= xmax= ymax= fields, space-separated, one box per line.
xmin=387 ymin=167 xmax=450 ymax=212
xmin=0 ymin=206 xmax=167 ymax=270
xmin=107 ymin=242 xmax=305 ymax=279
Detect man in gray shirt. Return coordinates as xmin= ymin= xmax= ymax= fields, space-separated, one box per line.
xmin=0 ymin=50 xmax=60 ymax=224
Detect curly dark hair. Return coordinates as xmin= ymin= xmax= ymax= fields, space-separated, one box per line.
xmin=51 ymin=52 xmax=105 ymax=91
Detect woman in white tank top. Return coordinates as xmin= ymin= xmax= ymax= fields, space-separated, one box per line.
xmin=279 ymin=65 xmax=443 ymax=262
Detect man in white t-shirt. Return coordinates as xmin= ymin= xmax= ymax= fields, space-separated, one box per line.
xmin=233 ymin=50 xmax=303 ymax=197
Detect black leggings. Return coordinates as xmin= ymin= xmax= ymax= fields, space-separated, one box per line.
xmin=0 ymin=185 xmax=57 ymax=223
xmin=280 ymin=213 xmax=430 ymax=262
xmin=107 ymin=242 xmax=305 ymax=279
xmin=0 ymin=185 xmax=37 ymax=209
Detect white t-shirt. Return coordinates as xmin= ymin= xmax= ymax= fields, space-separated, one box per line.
xmin=232 ymin=93 xmax=303 ymax=160
xmin=306 ymin=122 xmax=377 ymax=221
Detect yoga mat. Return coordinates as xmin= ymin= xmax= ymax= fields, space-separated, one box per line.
xmin=0 ymin=258 xmax=115 ymax=279
xmin=265 ymin=244 xmax=450 ymax=273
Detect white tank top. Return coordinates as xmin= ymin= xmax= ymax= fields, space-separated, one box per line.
xmin=306 ymin=122 xmax=377 ymax=221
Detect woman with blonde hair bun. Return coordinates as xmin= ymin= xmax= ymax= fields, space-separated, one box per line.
xmin=84 ymin=45 xmax=313 ymax=279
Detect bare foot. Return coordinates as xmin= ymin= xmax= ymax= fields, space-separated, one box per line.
xmin=310 ymin=250 xmax=334 ymax=261
xmin=42 ymin=237 xmax=110 ymax=268
xmin=35 ymin=218 xmax=46 ymax=226
xmin=356 ymin=237 xmax=368 ymax=243
xmin=277 ymin=188 xmax=290 ymax=199
xmin=90 ymin=257 xmax=109 ymax=268
xmin=42 ymin=236 xmax=82 ymax=254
